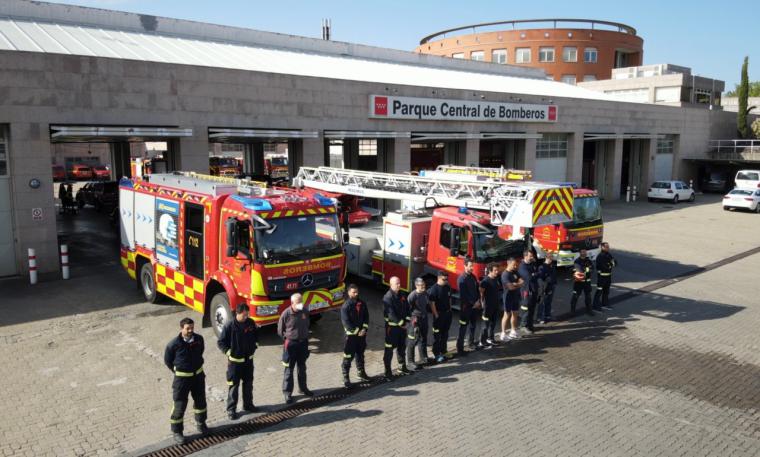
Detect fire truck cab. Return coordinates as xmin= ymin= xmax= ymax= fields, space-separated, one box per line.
xmin=119 ymin=172 xmax=346 ymax=335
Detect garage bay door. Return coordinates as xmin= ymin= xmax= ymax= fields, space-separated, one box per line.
xmin=0 ymin=128 xmax=17 ymax=276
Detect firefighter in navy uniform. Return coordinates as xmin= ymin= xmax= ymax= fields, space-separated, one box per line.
xmin=593 ymin=242 xmax=617 ymax=310
xmin=383 ymin=276 xmax=411 ymax=380
xmin=217 ymin=303 xmax=258 ymax=420
xmin=570 ymin=249 xmax=595 ymax=316
xmin=164 ymin=317 xmax=208 ymax=445
xmin=341 ymin=284 xmax=370 ymax=387
xmin=428 ymin=271 xmax=453 ymax=363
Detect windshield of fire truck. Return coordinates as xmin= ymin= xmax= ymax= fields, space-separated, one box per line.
xmin=474 ymin=230 xmax=525 ymax=262
xmin=573 ymin=196 xmax=602 ymax=224
xmin=254 ymin=214 xmax=342 ymax=264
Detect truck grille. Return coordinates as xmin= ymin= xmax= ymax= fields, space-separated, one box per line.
xmin=267 ymin=269 xmax=341 ymax=298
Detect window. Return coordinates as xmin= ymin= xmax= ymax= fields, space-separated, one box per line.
xmin=562 ymin=47 xmax=577 ymax=63
xmin=538 ymin=47 xmax=555 ymax=62
xmin=560 ymin=75 xmax=577 ymax=85
xmin=584 ymin=47 xmax=598 ymax=63
xmin=491 ymin=49 xmax=507 ymax=64
xmin=515 ymin=48 xmax=531 ymax=63
xmin=470 ymin=50 xmax=484 ymax=61
xmin=694 ymin=88 xmax=712 ymax=104
xmin=439 ymin=223 xmax=469 ymax=256
xmin=452 ymin=52 xmax=464 ymax=59
xmin=582 ymin=75 xmax=597 ymax=82
xmin=0 ymin=125 xmax=7 ymax=176
xmin=536 ymin=133 xmax=569 ymax=159
xmin=657 ymin=137 xmax=675 ymax=154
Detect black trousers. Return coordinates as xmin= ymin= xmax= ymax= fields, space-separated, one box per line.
xmin=226 ymin=359 xmax=253 ymax=413
xmin=593 ymin=275 xmax=612 ymax=309
xmin=570 ymin=281 xmax=593 ymax=313
xmin=342 ymin=334 xmax=367 ymax=375
xmin=456 ymin=307 xmax=481 ymax=352
xmin=432 ymin=311 xmax=452 ymax=357
xmin=170 ymin=372 xmax=207 ymax=433
xmin=282 ymin=339 xmax=309 ymax=394
xmin=519 ymin=292 xmax=537 ymax=330
xmin=383 ymin=325 xmax=407 ymax=370
xmin=406 ymin=317 xmax=429 ymax=364
xmin=481 ymin=308 xmax=498 ymax=343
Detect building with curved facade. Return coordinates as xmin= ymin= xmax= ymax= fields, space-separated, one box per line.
xmin=415 ymin=19 xmax=643 ymax=84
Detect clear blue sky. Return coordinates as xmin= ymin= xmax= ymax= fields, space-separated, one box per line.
xmin=46 ymin=0 xmax=760 ymax=90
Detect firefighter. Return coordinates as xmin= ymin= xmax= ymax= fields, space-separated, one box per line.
xmin=277 ymin=293 xmax=314 ymax=404
xmin=383 ymin=276 xmax=411 ymax=380
xmin=479 ymin=263 xmax=502 ymax=347
xmin=217 ymin=303 xmax=258 ymax=420
xmin=570 ymin=249 xmax=595 ymax=316
xmin=406 ymin=277 xmax=431 ymax=370
xmin=456 ymin=258 xmax=481 ymax=356
xmin=500 ymin=257 xmax=523 ymax=341
xmin=428 ymin=270 xmax=453 ymax=363
xmin=518 ymin=250 xmax=539 ymax=334
xmin=164 ymin=317 xmax=208 ymax=445
xmin=593 ymin=242 xmax=617 ymax=311
xmin=536 ymin=252 xmax=558 ymax=324
xmin=341 ymin=284 xmax=370 ymax=387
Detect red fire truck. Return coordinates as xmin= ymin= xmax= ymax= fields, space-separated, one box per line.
xmin=423 ymin=165 xmax=604 ymax=266
xmin=119 ymin=172 xmax=346 ymax=335
xmin=295 ymin=167 xmax=574 ymax=293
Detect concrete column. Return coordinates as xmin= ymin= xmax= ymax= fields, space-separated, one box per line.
xmin=177 ymin=126 xmax=210 ymax=172
xmin=9 ymin=122 xmax=58 ymax=274
xmin=641 ymin=137 xmax=657 ymax=189
xmin=110 ymin=142 xmax=131 ymax=179
xmin=464 ymin=139 xmax=480 ymax=166
xmin=567 ymin=131 xmax=584 ymax=184
xmin=244 ymin=143 xmax=265 ymax=174
xmin=390 ymin=137 xmax=411 ymax=174
xmin=607 ymin=137 xmax=624 ymax=200
xmin=301 ymin=134 xmax=325 ymax=167
xmin=524 ymin=133 xmax=538 ymax=173
xmin=671 ymin=135 xmax=682 ymax=179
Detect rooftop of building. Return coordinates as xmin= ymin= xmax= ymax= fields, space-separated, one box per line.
xmin=0 ymin=1 xmax=619 ymax=102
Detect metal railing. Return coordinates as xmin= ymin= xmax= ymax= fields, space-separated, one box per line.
xmin=419 ymin=19 xmax=637 ymax=44
xmin=706 ymin=139 xmax=760 ymax=161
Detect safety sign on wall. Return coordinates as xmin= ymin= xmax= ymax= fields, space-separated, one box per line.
xmin=32 ymin=207 xmax=43 ymax=221
xmin=155 ymin=198 xmax=179 ymax=269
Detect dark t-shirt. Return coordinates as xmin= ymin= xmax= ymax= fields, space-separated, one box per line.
xmin=479 ymin=276 xmax=501 ymax=313
xmin=427 ymin=283 xmax=452 ymax=314
xmin=501 ymin=270 xmax=521 ymax=307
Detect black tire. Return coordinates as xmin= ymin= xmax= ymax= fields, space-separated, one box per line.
xmin=755 ymin=203 xmax=760 ymax=213
xmin=689 ymin=193 xmax=695 ymax=203
xmin=140 ymin=263 xmax=161 ymax=304
xmin=211 ymin=292 xmax=231 ymax=338
xmin=672 ymin=195 xmax=679 ymax=204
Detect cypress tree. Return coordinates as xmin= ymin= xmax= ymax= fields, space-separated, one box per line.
xmin=738 ymin=56 xmax=749 ymax=138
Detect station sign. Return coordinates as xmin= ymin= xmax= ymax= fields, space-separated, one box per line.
xmin=369 ymin=95 xmax=557 ymax=123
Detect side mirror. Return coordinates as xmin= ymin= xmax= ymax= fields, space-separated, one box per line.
xmin=343 ymin=232 xmax=350 ymax=244
xmin=225 ymin=218 xmax=237 ymax=257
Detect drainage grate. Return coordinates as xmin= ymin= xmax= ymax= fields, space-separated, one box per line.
xmin=140 ymin=245 xmax=760 ymax=456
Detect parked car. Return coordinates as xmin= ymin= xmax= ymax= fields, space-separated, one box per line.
xmin=68 ymin=163 xmax=93 ymax=180
xmin=647 ymin=180 xmax=695 ymax=203
xmin=76 ymin=181 xmax=119 ymax=211
xmin=91 ymin=165 xmax=111 ymax=180
xmin=52 ymin=165 xmax=66 ymax=182
xmin=701 ymin=171 xmax=730 ymax=193
xmin=723 ymin=188 xmax=760 ymax=212
xmin=734 ymin=170 xmax=760 ymax=189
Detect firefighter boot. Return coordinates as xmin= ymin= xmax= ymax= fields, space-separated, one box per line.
xmin=341 ymin=360 xmax=352 ymax=388
xmin=398 ymin=364 xmax=411 ymax=375
xmin=173 ymin=432 xmax=186 ymax=445
xmin=357 ymin=364 xmax=370 ymax=382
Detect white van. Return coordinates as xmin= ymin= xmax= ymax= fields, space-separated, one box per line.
xmin=735 ymin=170 xmax=760 ymax=189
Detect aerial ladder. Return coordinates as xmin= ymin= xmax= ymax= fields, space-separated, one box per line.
xmin=294 ymin=166 xmax=573 ymax=228
xmin=423 ymin=165 xmax=533 ymax=182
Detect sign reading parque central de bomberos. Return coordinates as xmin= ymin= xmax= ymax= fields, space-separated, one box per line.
xmin=369 ymin=95 xmax=558 ymax=123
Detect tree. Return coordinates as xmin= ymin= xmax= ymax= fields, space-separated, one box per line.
xmin=726 ymin=81 xmax=760 ymax=97
xmin=752 ymin=118 xmax=760 ymax=139
xmin=738 ymin=57 xmax=750 ymax=138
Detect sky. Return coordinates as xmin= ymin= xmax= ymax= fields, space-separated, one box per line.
xmin=43 ymin=0 xmax=760 ymax=90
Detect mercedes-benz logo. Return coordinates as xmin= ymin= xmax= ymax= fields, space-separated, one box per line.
xmin=301 ymin=273 xmax=314 ymax=287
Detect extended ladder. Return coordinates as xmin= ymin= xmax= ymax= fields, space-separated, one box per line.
xmin=294 ymin=166 xmax=572 ymax=227
xmin=146 ymin=171 xmax=268 ymax=197
xmin=423 ymin=165 xmax=533 ymax=182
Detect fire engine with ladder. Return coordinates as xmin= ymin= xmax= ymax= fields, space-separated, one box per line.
xmin=294 ymin=166 xmax=574 ymax=296
xmin=119 ymin=171 xmax=347 ymax=335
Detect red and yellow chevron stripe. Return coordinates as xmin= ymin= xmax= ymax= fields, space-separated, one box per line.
xmin=257 ymin=207 xmax=336 ymax=218
xmin=532 ymin=187 xmax=574 ymax=225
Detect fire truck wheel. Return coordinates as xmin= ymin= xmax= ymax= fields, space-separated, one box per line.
xmin=211 ymin=292 xmax=231 ymax=338
xmin=140 ymin=263 xmax=161 ymax=304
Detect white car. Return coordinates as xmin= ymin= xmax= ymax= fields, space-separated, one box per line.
xmin=723 ymin=188 xmax=760 ymax=212
xmin=734 ymin=170 xmax=760 ymax=189
xmin=647 ymin=180 xmax=695 ymax=203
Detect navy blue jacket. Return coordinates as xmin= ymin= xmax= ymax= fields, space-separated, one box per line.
xmin=164 ymin=333 xmax=205 ymax=373
xmin=457 ymin=272 xmax=480 ymax=310
xmin=217 ymin=318 xmax=258 ymax=361
xmin=341 ymin=297 xmax=369 ymax=335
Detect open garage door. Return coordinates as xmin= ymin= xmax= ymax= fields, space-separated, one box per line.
xmin=0 ymin=126 xmax=16 ymax=276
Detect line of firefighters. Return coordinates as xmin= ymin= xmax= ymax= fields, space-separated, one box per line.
xmin=162 ymin=243 xmax=617 ymax=445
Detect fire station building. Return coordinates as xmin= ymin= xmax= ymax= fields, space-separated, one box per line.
xmin=0 ymin=0 xmax=737 ymax=276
